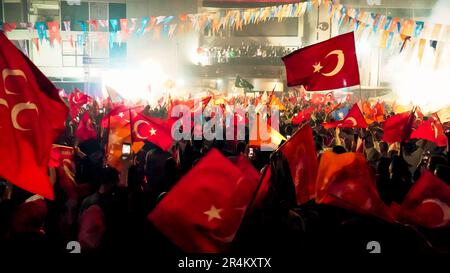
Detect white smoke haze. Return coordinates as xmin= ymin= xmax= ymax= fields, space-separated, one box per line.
xmin=387 ymin=0 xmax=450 ymax=113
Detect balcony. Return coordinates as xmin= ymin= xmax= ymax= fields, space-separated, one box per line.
xmin=194 ymin=45 xmax=298 ymax=66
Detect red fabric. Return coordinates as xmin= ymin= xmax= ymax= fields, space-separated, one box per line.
xmin=11 ymin=199 xmax=48 ymax=234
xmin=68 ymin=88 xmax=91 ymax=119
xmin=363 ymin=101 xmax=385 ymax=124
xmin=75 ymin=112 xmax=97 ymax=142
xmin=323 ymin=103 xmax=368 ymax=129
xmin=252 ymin=165 xmax=271 ymax=210
xmin=47 ymin=22 xmax=61 ymax=45
xmin=393 ymin=171 xmax=450 ymax=228
xmin=310 ymin=92 xmax=334 ymax=104
xmin=411 ymin=113 xmax=448 ymax=147
xmin=100 ymin=104 xmax=132 ymax=128
xmin=282 ymin=32 xmax=360 ymax=90
xmin=280 ymin=124 xmax=318 ymax=205
xmin=148 ymin=149 xmax=259 ymax=253
xmin=316 ymin=151 xmax=394 ymax=222
xmin=49 ymin=145 xmax=76 ymax=199
xmin=2 ymin=22 xmax=17 ymax=32
xmin=382 ymin=111 xmax=415 ymax=143
xmin=233 ymin=154 xmax=260 ymax=185
xmin=292 ymin=106 xmax=314 ymax=125
xmin=132 ymin=113 xmax=173 ymax=151
xmin=49 ymin=144 xmax=74 ymax=168
xmin=0 ymin=32 xmax=68 ymax=199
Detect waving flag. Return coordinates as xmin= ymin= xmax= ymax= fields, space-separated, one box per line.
xmin=282 ymin=32 xmax=360 ymax=91
xmin=148 ymin=149 xmax=259 ymax=253
xmin=331 ymin=106 xmax=350 ymax=121
xmin=132 ymin=113 xmax=173 ymax=151
xmin=411 ymin=114 xmax=448 ymax=147
xmin=323 ymin=103 xmax=367 ymax=129
xmin=393 ymin=171 xmax=450 ymax=228
xmin=75 ymin=112 xmax=97 ymax=142
xmin=69 ymin=88 xmax=91 ymax=119
xmin=316 ymin=151 xmax=394 ymax=222
xmin=382 ymin=110 xmax=416 ymax=143
xmin=280 ymin=124 xmax=318 ymax=205
xmin=0 ymin=32 xmax=68 ymax=199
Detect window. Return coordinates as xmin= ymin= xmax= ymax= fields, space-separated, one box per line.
xmin=109 ymin=3 xmax=126 ymax=30
xmin=3 ymin=0 xmax=27 ymax=23
xmin=29 ymin=0 xmax=60 ymax=23
xmin=89 ymin=2 xmax=108 ymax=31
xmin=110 ymin=42 xmax=127 ymax=65
xmin=61 ymin=1 xmax=89 ymax=31
xmin=0 ymin=0 xmax=4 ymax=22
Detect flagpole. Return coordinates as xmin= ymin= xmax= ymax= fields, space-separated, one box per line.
xmin=129 ymin=107 xmax=134 ymax=145
xmin=105 ymin=107 xmax=111 ymax=167
xmin=234 ymin=163 xmax=270 ymax=243
xmin=358 ymin=85 xmax=363 ymax=101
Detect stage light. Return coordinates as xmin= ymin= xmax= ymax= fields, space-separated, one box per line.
xmin=101 ymin=59 xmax=169 ymax=106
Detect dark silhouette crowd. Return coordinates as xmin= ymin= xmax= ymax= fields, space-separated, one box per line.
xmin=0 ymin=92 xmax=449 ymax=256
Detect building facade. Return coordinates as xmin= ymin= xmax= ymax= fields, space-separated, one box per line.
xmin=2 ymin=0 xmax=440 ymax=98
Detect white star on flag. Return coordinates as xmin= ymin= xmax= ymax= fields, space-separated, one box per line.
xmin=204 ymin=205 xmax=222 ymax=221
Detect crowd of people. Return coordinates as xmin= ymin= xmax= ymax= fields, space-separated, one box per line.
xmin=0 ymin=89 xmax=449 ymax=256
xmin=197 ymin=44 xmax=298 ymax=65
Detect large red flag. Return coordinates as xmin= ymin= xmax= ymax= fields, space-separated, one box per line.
xmin=0 ymin=32 xmax=68 ymax=199
xmin=316 ymin=151 xmax=394 ymax=222
xmin=75 ymin=112 xmax=97 ymax=142
xmin=132 ymin=113 xmax=173 ymax=151
xmin=410 ymin=113 xmax=448 ymax=147
xmin=282 ymin=32 xmax=360 ymax=90
xmin=280 ymin=124 xmax=318 ymax=205
xmin=382 ymin=111 xmax=416 ymax=143
xmin=148 ymin=149 xmax=259 ymax=252
xmin=393 ymin=171 xmax=450 ymax=228
xmin=323 ymin=103 xmax=367 ymax=129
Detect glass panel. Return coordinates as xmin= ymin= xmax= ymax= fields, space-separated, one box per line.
xmin=61 ymin=1 xmax=89 ymax=31
xmin=29 ymin=0 xmax=60 ymax=23
xmin=89 ymin=2 xmax=108 ymax=31
xmin=109 ymin=3 xmax=126 ymax=30
xmin=4 ymin=0 xmax=26 ymax=23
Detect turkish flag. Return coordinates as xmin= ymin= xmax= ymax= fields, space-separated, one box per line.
xmin=323 ymin=103 xmax=367 ymax=129
xmin=168 ymin=96 xmax=212 ymax=127
xmin=310 ymin=92 xmax=334 ymax=104
xmin=393 ymin=171 xmax=450 ymax=228
xmin=132 ymin=113 xmax=173 ymax=151
xmin=316 ymin=151 xmax=394 ymax=222
xmin=411 ymin=114 xmax=448 ymax=147
xmin=69 ymin=88 xmax=91 ymax=119
xmin=292 ymin=106 xmax=314 ymax=125
xmin=0 ymin=32 xmax=68 ymax=199
xmin=282 ymin=32 xmax=360 ymax=91
xmin=148 ymin=149 xmax=259 ymax=252
xmin=280 ymin=124 xmax=318 ymax=205
xmin=382 ymin=111 xmax=416 ymax=143
xmin=75 ymin=112 xmax=97 ymax=142
xmin=49 ymin=144 xmax=77 ymax=200
xmin=101 ymin=104 xmax=132 ymax=129
xmin=252 ymin=165 xmax=271 ymax=210
xmin=49 ymin=144 xmax=74 ymax=168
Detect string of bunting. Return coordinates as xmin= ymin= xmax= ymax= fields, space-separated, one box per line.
xmin=0 ymin=0 xmax=447 ymax=62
